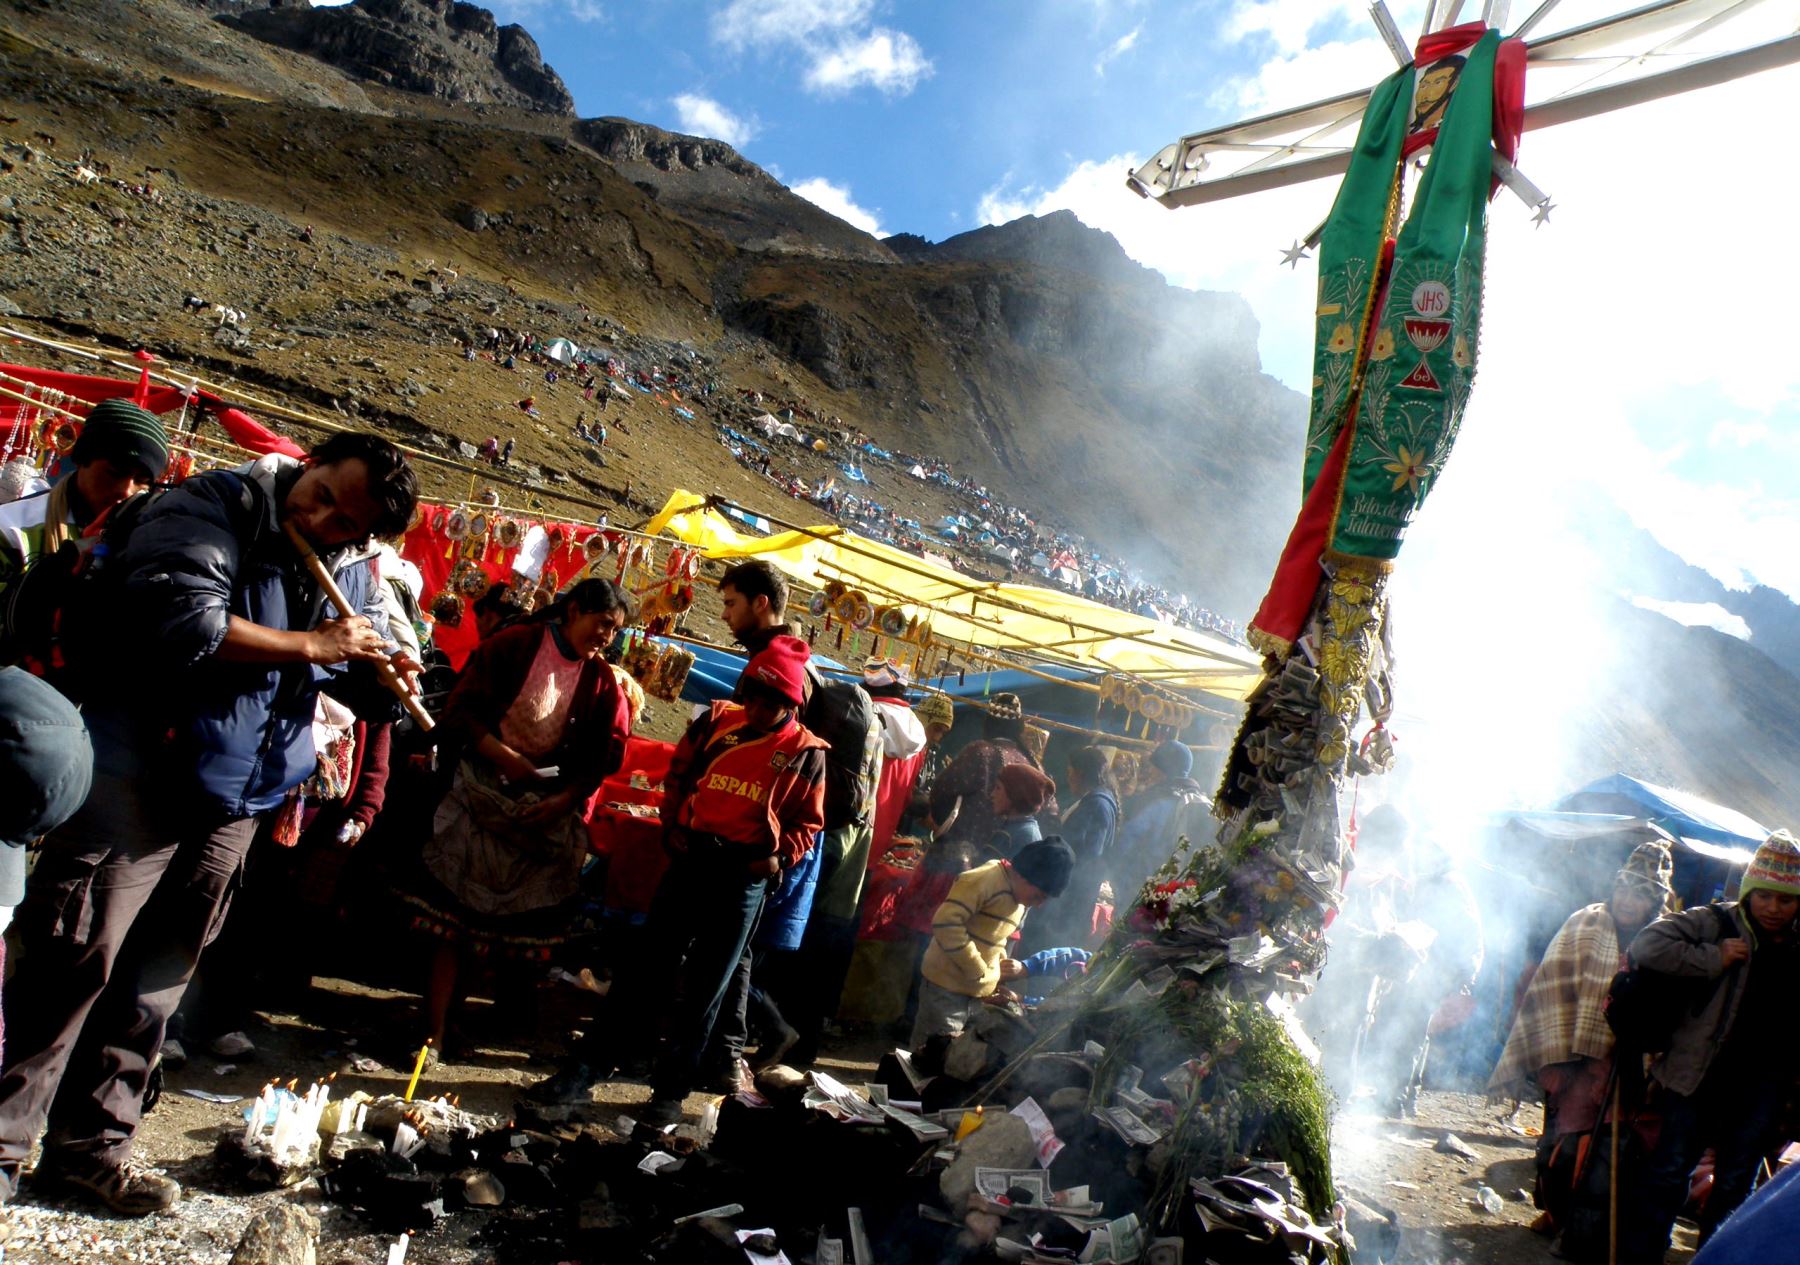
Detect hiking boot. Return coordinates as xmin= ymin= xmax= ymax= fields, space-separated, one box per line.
xmin=35 ymin=1158 xmax=180 ymax=1216
xmin=716 ymin=1058 xmax=755 ymax=1097
xmin=748 ymin=1021 xmax=799 ymax=1073
xmin=524 ymin=1062 xmax=599 ymax=1106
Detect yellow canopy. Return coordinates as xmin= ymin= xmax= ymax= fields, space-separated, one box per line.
xmin=646 ymin=490 xmax=1264 ymax=701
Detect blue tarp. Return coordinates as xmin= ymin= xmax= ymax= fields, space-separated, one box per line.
xmin=1557 ymin=774 xmax=1768 ymax=851
xmin=669 ymin=641 xmax=1097 ymax=725
xmin=668 ymin=638 xmax=852 ymax=705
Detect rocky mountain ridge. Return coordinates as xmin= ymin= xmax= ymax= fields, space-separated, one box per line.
xmin=220 ymin=0 xmax=574 ymax=115
xmin=574 ymin=118 xmax=900 ymax=264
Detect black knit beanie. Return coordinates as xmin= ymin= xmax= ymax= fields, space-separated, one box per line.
xmin=71 ymin=398 xmax=170 ymax=481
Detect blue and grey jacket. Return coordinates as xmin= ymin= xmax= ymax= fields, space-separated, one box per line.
xmin=118 ymin=454 xmax=400 ymax=817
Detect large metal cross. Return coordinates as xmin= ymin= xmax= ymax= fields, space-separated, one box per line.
xmin=1128 ymin=0 xmax=1800 ymax=225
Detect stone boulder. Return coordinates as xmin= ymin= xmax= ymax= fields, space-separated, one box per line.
xmin=229 ymin=1204 xmax=319 ymax=1265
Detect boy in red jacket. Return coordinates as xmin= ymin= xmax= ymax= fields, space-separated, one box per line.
xmin=530 ymin=636 xmax=828 ymax=1119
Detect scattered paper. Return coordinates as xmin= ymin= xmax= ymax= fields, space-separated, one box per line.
xmin=637 ymin=1151 xmax=682 ymax=1175
xmin=1226 ymin=934 xmax=1281 ymax=968
xmin=888 ymin=1049 xmax=926 ymax=1093
xmin=878 ymin=1101 xmax=949 ymax=1141
xmin=1097 ymin=1107 xmax=1164 ymax=1147
xmin=976 ymin=1168 xmax=1050 ymax=1204
xmin=1080 ymin=1213 xmax=1144 ymax=1263
xmin=803 ymin=1072 xmax=885 ymax=1125
xmin=1010 ymin=1097 xmax=1065 ymax=1167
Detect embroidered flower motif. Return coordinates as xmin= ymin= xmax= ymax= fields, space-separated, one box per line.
xmin=1384 ymin=445 xmax=1430 ymax=496
xmin=1452 ymin=334 xmax=1472 ymax=368
xmin=1325 ymin=322 xmax=1356 ymax=354
xmin=1369 ymin=327 xmax=1396 ymax=361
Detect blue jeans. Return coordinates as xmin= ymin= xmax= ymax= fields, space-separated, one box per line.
xmin=619 ymin=852 xmax=768 ymax=1100
xmin=1621 ymin=1073 xmax=1785 ymax=1264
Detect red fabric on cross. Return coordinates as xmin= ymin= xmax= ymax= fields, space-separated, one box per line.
xmin=1401 ymin=24 xmax=1529 ymax=192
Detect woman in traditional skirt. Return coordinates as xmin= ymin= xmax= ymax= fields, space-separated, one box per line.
xmin=401 ymin=578 xmax=635 ymax=1058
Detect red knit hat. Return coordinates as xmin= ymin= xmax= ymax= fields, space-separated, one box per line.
xmin=996 ymin=763 xmax=1054 ymax=815
xmin=743 ymin=635 xmax=810 ymax=707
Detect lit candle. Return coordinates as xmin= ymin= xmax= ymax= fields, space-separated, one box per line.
xmin=385 ymin=1233 xmax=409 ymax=1265
xmin=270 ymin=1101 xmax=292 ymax=1155
xmin=403 ymin=1042 xmax=431 ymax=1103
xmin=242 ymin=1099 xmax=265 ymax=1148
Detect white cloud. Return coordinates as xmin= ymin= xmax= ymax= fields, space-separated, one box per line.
xmin=791 ymin=176 xmax=884 ymax=235
xmin=1708 ymin=420 xmax=1771 ymax=448
xmin=1094 ymin=24 xmax=1141 ymax=76
xmin=670 ymin=93 xmax=758 ymax=147
xmin=713 ymin=0 xmax=872 ymax=48
xmin=1224 ymin=0 xmax=1369 ymax=55
xmin=805 ymin=27 xmax=932 ymax=95
xmin=1629 ymin=598 xmax=1753 ymax=640
xmin=712 ymin=0 xmax=931 ymax=96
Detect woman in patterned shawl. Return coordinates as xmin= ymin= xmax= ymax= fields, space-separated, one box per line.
xmin=1488 ymin=841 xmax=1673 ymax=1255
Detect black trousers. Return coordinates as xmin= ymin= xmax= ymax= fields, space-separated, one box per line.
xmin=0 ymin=725 xmax=257 ymax=1194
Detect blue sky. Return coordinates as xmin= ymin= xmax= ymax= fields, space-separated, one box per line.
xmin=454 ymin=0 xmax=1287 ymax=244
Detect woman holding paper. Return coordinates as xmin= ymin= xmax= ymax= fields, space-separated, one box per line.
xmin=398 ymin=579 xmax=635 ymax=1057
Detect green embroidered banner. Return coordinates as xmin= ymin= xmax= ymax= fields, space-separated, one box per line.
xmin=1301 ymin=69 xmax=1412 ymax=497
xmin=1327 ymin=32 xmax=1498 ymax=563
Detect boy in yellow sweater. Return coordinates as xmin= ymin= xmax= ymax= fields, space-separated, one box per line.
xmin=911 ymin=839 xmax=1074 ymax=1050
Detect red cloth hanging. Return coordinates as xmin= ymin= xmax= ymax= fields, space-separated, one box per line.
xmin=0 ymin=361 xmax=305 ymax=459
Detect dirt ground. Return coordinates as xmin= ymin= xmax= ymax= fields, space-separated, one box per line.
xmin=1332 ymin=1092 xmax=1697 ymax=1265
xmin=2 ymin=968 xmax=1702 ymax=1265
xmin=1 ymin=972 xmax=894 ymax=1264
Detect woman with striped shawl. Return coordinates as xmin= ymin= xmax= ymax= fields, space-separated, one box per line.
xmin=1488 ymin=842 xmax=1673 ymax=1259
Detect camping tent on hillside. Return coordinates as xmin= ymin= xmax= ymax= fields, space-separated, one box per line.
xmin=543 ymin=338 xmax=581 ymax=365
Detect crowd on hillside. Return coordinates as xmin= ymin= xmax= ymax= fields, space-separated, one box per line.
xmin=462 ymin=326 xmax=1244 ymax=643
xmin=2 ymin=408 xmax=1798 ymax=1265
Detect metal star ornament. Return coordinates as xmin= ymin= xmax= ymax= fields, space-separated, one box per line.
xmin=1280 ymin=240 xmax=1312 ymax=269
xmin=1532 ymin=198 xmax=1555 ymax=228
